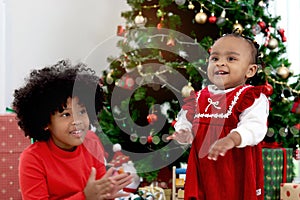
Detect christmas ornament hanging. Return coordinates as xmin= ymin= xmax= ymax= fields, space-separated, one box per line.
xmin=139 ymin=136 xmax=147 ymax=145
xmin=152 ymin=135 xmax=160 ymax=145
xmin=188 ymin=1 xmax=195 ymax=10
xmin=195 ymin=9 xmax=207 ymax=24
xmin=278 ymin=28 xmax=287 ymax=42
xmin=208 ymin=13 xmax=217 ymax=24
xmin=257 ymin=20 xmax=266 ymax=30
xmin=267 ymin=37 xmax=278 ymax=50
xmin=117 ymin=25 xmax=125 ymax=36
xmin=147 ymin=135 xmax=153 ymax=143
xmin=276 ymin=65 xmax=290 ymax=79
xmin=233 ymin=20 xmax=243 ymax=34
xmin=263 ymin=82 xmax=273 ymax=96
xmin=181 ymin=82 xmax=194 ymax=97
xmin=251 ymin=24 xmax=261 ymax=35
xmin=175 ymin=0 xmax=186 ymax=6
xmin=130 ymin=133 xmax=139 ymax=142
xmin=216 ymin=10 xmax=226 ymax=26
xmin=147 ymin=113 xmax=158 ymax=124
xmin=134 ymin=12 xmax=146 ymax=27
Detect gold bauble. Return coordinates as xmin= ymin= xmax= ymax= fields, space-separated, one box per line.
xmin=188 ymin=1 xmax=195 ymax=9
xmin=233 ymin=21 xmax=243 ymax=34
xmin=267 ymin=37 xmax=278 ymax=50
xmin=195 ymin=10 xmax=207 ymax=24
xmin=276 ymin=65 xmax=290 ymax=79
xmin=181 ymin=83 xmax=194 ymax=97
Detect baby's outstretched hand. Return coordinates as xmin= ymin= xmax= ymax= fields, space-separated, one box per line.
xmin=166 ymin=129 xmax=193 ymax=144
xmin=207 ymin=131 xmax=241 ymax=161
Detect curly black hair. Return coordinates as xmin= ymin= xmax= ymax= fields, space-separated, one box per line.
xmin=12 ymin=59 xmax=104 ymax=141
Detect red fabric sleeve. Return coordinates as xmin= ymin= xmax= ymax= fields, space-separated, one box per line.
xmin=236 ymin=86 xmax=267 ymax=113
xmin=182 ymin=90 xmax=197 ymax=122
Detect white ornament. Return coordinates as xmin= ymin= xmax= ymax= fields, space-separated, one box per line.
xmin=175 ymin=0 xmax=186 ymax=6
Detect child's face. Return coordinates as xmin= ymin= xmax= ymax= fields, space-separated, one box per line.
xmin=46 ymin=97 xmax=90 ymax=151
xmin=207 ymin=36 xmax=257 ymax=89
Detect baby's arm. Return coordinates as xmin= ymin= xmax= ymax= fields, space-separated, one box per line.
xmin=167 ymin=109 xmax=194 ymax=144
xmin=208 ymin=93 xmax=269 ymax=160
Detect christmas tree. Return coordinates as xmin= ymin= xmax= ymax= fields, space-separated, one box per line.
xmin=97 ymin=0 xmax=300 ymax=182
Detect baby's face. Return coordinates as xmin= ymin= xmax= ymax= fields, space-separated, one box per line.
xmin=207 ymin=36 xmax=257 ymax=90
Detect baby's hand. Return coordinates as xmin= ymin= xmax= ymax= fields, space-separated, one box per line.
xmin=207 ymin=136 xmax=236 ymax=161
xmin=208 ymin=131 xmax=241 ymax=161
xmin=166 ymin=129 xmax=193 ymax=144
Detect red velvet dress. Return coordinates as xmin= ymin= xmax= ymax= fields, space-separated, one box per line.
xmin=183 ymin=85 xmax=266 ymax=200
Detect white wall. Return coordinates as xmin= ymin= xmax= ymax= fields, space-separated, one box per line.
xmin=273 ymin=0 xmax=300 ymax=76
xmin=0 ymin=0 xmax=130 ymax=113
xmin=1 ymin=1 xmax=299 ymax=114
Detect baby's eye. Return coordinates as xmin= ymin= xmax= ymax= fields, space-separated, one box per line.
xmin=227 ymin=57 xmax=237 ymax=61
xmin=210 ymin=56 xmax=218 ymax=62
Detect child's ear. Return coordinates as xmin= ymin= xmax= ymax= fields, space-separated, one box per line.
xmin=246 ymin=64 xmax=258 ymax=78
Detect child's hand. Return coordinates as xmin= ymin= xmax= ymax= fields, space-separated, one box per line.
xmin=84 ymin=167 xmax=132 ymax=200
xmin=166 ymin=129 xmax=193 ymax=144
xmin=84 ymin=167 xmax=114 ymax=200
xmin=108 ymin=169 xmax=133 ymax=199
xmin=207 ymin=131 xmax=241 ymax=161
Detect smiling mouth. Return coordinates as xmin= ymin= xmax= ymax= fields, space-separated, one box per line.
xmin=70 ymin=130 xmax=84 ymax=137
xmin=215 ymin=71 xmax=229 ymax=75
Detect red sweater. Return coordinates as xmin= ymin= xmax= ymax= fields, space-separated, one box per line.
xmin=19 ymin=131 xmax=106 ymax=200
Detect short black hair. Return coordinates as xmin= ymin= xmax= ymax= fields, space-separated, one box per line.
xmin=12 ymin=59 xmax=104 ymax=141
xmin=219 ymin=32 xmax=260 ymax=64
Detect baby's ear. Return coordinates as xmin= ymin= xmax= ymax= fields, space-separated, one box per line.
xmin=246 ymin=64 xmax=258 ymax=78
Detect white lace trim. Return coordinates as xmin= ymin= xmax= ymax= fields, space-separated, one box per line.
xmin=194 ymin=85 xmax=253 ymax=119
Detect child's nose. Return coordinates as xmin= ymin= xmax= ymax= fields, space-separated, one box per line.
xmin=72 ymin=120 xmax=82 ymax=125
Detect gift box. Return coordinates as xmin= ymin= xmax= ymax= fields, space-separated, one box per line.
xmin=280 ymin=183 xmax=300 ymax=200
xmin=262 ymin=147 xmax=294 ymax=200
xmin=0 ymin=114 xmax=31 ymax=200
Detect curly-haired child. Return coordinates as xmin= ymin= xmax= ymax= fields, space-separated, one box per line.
xmin=13 ymin=60 xmax=132 ymax=200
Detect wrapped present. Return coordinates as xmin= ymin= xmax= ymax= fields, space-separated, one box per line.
xmin=280 ymin=183 xmax=300 ymax=200
xmin=0 ymin=114 xmax=31 ymax=200
xmin=262 ymin=145 xmax=294 ymax=200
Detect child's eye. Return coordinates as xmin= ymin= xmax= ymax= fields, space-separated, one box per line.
xmin=61 ymin=112 xmax=71 ymax=117
xmin=79 ymin=108 xmax=87 ymax=115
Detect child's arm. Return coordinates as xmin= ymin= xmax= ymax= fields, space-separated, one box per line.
xmin=208 ymin=93 xmax=269 ymax=160
xmin=167 ymin=109 xmax=194 ymax=144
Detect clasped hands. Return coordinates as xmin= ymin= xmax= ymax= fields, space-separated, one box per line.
xmin=84 ymin=167 xmax=133 ymax=200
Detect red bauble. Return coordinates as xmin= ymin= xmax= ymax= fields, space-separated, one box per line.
xmin=147 ymin=136 xmax=153 ymax=143
xmin=117 ymin=25 xmax=125 ymax=36
xmin=264 ymin=82 xmax=273 ymax=96
xmin=147 ymin=113 xmax=158 ymax=124
xmin=258 ymin=21 xmax=266 ymax=29
xmin=208 ymin=14 xmax=217 ymax=23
